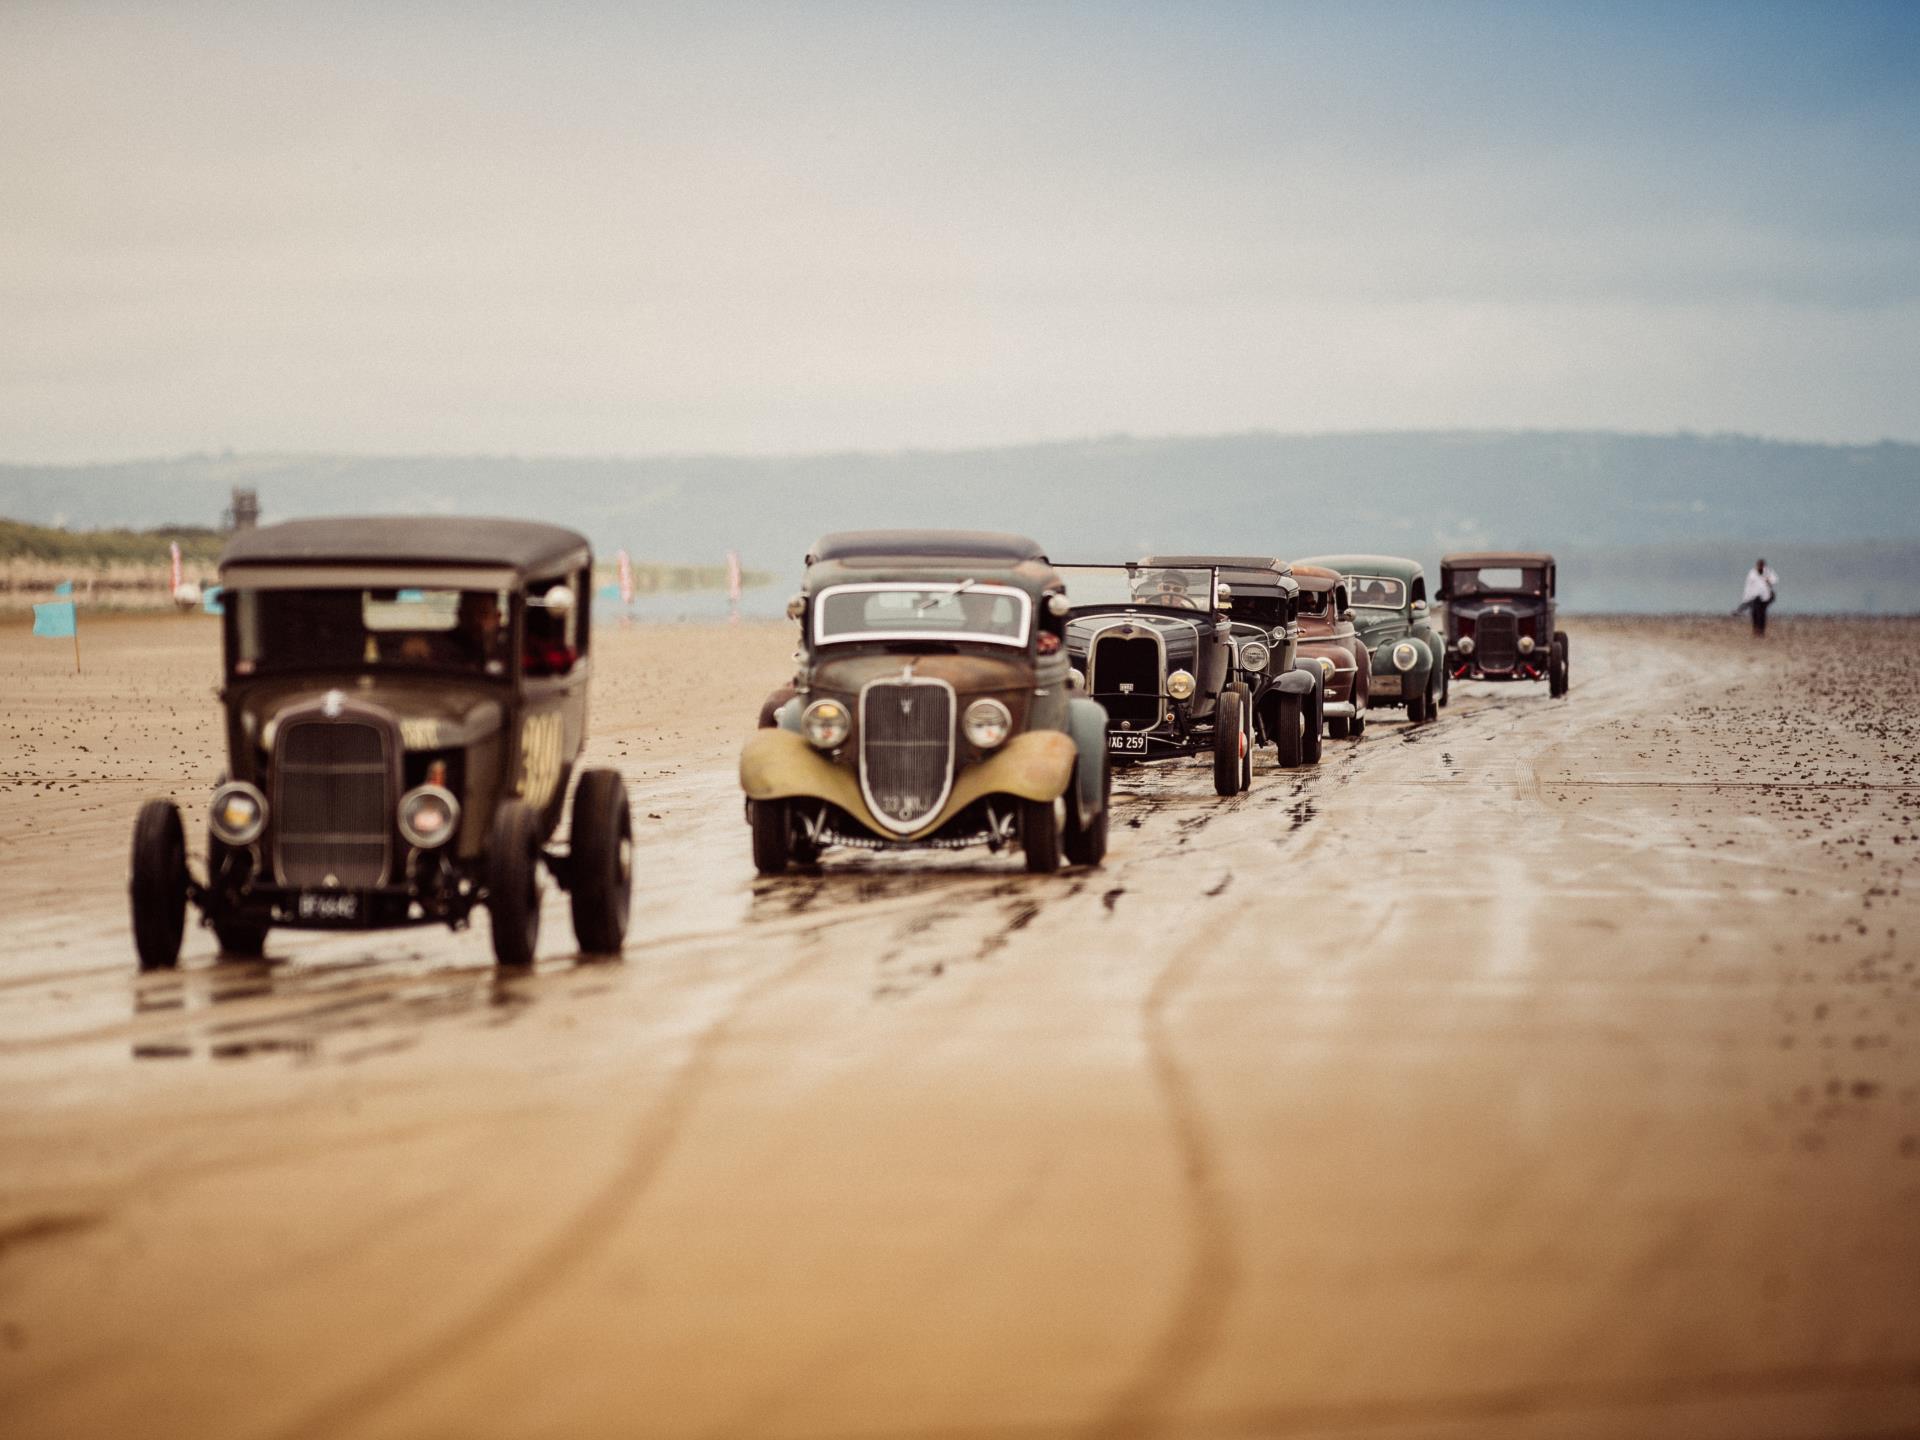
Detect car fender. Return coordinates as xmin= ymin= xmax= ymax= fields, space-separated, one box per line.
xmin=1271 ymin=668 xmax=1316 ymax=697
xmin=1376 ymin=633 xmax=1433 ymax=680
xmin=1067 ymin=697 xmax=1109 ymax=819
xmin=740 ymin=727 xmax=1076 ymax=841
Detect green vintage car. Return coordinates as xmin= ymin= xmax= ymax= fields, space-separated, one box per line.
xmin=1294 ymin=554 xmax=1448 ymax=723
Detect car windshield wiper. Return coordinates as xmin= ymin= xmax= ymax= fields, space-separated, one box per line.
xmin=914 ymin=578 xmax=977 ymax=614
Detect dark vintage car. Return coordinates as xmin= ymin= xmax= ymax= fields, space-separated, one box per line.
xmin=1295 ymin=554 xmax=1448 ymax=723
xmin=1060 ymin=561 xmax=1265 ymax=794
xmin=129 ymin=518 xmax=633 ymax=971
xmin=1439 ymin=551 xmax=1569 ymax=697
xmin=1139 ymin=555 xmax=1324 ymax=768
xmin=741 ymin=531 xmax=1111 ymax=874
xmin=1291 ymin=564 xmax=1373 ymax=739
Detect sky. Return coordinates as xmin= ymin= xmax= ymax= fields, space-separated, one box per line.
xmin=3 ymin=0 xmax=1917 ymax=462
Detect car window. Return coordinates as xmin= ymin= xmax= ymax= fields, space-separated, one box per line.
xmin=1452 ymin=566 xmax=1539 ymax=593
xmin=814 ymin=584 xmax=1032 ymax=646
xmin=233 ymin=588 xmax=510 ymax=676
xmin=1347 ymin=576 xmax=1407 ymax=608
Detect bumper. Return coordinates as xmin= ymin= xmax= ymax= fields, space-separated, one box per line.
xmin=203 ymin=881 xmax=455 ymax=930
xmin=1322 ymin=700 xmax=1356 ymax=719
xmin=740 ymin=727 xmax=1077 ymax=842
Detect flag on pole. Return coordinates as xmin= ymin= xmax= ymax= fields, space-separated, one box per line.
xmin=54 ymin=580 xmax=74 ymax=596
xmin=202 ymin=585 xmax=225 ymax=615
xmin=169 ymin=541 xmax=182 ymax=592
xmin=726 ymin=550 xmax=742 ymax=625
xmin=32 ymin=601 xmax=77 ymax=638
xmin=616 ymin=550 xmax=634 ymax=606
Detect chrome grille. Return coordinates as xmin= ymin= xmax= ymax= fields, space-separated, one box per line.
xmin=1477 ymin=611 xmax=1518 ymax=672
xmin=274 ymin=719 xmax=392 ymax=886
xmin=859 ymin=680 xmax=954 ymax=832
xmin=1092 ymin=633 xmax=1163 ymax=728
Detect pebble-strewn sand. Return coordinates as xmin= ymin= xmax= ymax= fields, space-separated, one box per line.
xmin=0 ymin=613 xmax=1916 ymax=1440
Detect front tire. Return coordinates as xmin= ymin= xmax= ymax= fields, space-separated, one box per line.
xmin=1301 ymin=676 xmax=1324 ymax=764
xmin=1021 ymin=796 xmax=1062 ymax=873
xmin=749 ymin=798 xmax=791 ymax=876
xmin=131 ymin=799 xmax=188 ymax=972
xmin=568 ymin=769 xmax=632 ymax=955
xmin=1273 ymin=691 xmax=1303 ymax=767
xmin=1404 ymin=687 xmax=1428 ymax=725
xmin=1551 ymin=632 xmax=1570 ymax=698
xmin=487 ymin=800 xmax=545 ymax=968
xmin=1064 ymin=752 xmax=1111 ymax=868
xmin=1214 ymin=688 xmax=1247 ymax=794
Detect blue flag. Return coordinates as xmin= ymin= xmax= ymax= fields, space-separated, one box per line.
xmin=53 ymin=580 xmax=73 ymax=596
xmin=32 ymin=601 xmax=77 ymax=638
xmin=202 ymin=585 xmax=225 ymax=615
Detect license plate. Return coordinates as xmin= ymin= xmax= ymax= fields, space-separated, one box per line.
xmin=1371 ymin=675 xmax=1401 ymax=696
xmin=296 ymin=890 xmax=362 ymax=923
xmin=1108 ymin=732 xmax=1148 ymax=753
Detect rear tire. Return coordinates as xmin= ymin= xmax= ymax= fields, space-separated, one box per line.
xmin=749 ymin=798 xmax=791 ymax=876
xmin=1021 ymin=796 xmax=1062 ymax=873
xmin=568 ymin=769 xmax=632 ymax=955
xmin=486 ymin=800 xmax=544 ymax=968
xmin=1063 ymin=752 xmax=1110 ymax=868
xmin=1214 ymin=688 xmax=1247 ymax=794
xmin=131 ymin=799 xmax=188 ymax=972
xmin=1301 ymin=677 xmax=1324 ymax=764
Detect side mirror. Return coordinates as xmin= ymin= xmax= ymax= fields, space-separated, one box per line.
xmin=1046 ymin=592 xmax=1071 ymax=618
xmin=1214 ymin=583 xmax=1233 ymax=611
xmin=535 ymin=585 xmax=576 ymax=618
xmin=786 ymin=593 xmax=807 ymax=621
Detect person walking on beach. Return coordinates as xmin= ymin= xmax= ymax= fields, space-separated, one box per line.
xmin=1737 ymin=557 xmax=1779 ymax=636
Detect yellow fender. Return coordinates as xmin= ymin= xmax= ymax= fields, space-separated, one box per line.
xmin=739 ymin=728 xmax=1077 ymax=842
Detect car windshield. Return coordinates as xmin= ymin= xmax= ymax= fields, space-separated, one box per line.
xmin=1297 ymin=588 xmax=1333 ymax=617
xmin=1347 ymin=575 xmax=1408 ymax=609
xmin=233 ymin=587 xmax=511 ymax=676
xmin=813 ymin=583 xmax=1031 ymax=647
xmin=1059 ymin=564 xmax=1217 ymax=612
xmin=1448 ymin=566 xmax=1543 ymax=596
xmin=1228 ymin=591 xmax=1288 ymax=627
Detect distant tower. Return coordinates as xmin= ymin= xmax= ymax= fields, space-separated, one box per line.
xmin=223 ymin=486 xmax=260 ymax=531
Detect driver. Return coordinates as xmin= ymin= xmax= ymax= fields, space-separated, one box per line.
xmin=1141 ymin=570 xmax=1198 ymax=609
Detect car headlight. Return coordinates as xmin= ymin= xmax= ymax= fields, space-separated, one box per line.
xmin=1239 ymin=640 xmax=1271 ymax=674
xmin=398 ymin=785 xmax=460 ymax=849
xmin=1166 ymin=669 xmax=1196 ymax=701
xmin=963 ymin=697 xmax=1013 ymax=749
xmin=209 ymin=781 xmax=267 ymax=846
xmin=802 ymin=698 xmax=851 ymax=749
xmin=1391 ymin=641 xmax=1420 ymax=671
xmin=1518 ymin=634 xmax=1536 ymax=654
xmin=1315 ymin=655 xmax=1334 ymax=680
xmin=1067 ymin=664 xmax=1087 ymax=692
xmin=1458 ymin=635 xmax=1476 ymax=655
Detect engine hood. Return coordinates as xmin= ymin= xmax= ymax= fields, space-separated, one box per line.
xmin=241 ymin=677 xmax=506 ymax=753
xmin=807 ymin=649 xmax=1036 ymax=699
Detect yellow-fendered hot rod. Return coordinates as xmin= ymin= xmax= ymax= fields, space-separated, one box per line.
xmin=741 ymin=531 xmax=1112 ymax=874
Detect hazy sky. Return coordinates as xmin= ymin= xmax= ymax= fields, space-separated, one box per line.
xmin=3 ymin=0 xmax=1917 ymax=461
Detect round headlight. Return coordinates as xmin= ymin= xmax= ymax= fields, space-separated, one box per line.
xmin=1315 ymin=655 xmax=1334 ymax=680
xmin=1239 ymin=640 xmax=1271 ymax=674
xmin=1518 ymin=634 xmax=1536 ymax=654
xmin=963 ymin=697 xmax=1013 ymax=749
xmin=1392 ymin=641 xmax=1421 ymax=672
xmin=398 ymin=785 xmax=460 ymax=849
xmin=1067 ymin=665 xmax=1087 ymax=692
xmin=802 ymin=698 xmax=851 ymax=750
xmin=1166 ymin=669 xmax=1197 ymax=701
xmin=209 ymin=781 xmax=267 ymax=846
xmin=1458 ymin=635 xmax=1476 ymax=656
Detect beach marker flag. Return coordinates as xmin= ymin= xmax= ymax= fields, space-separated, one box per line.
xmin=202 ymin=585 xmax=224 ymax=615
xmin=32 ymin=598 xmax=81 ymax=672
xmin=54 ymin=579 xmax=74 ymax=596
xmin=169 ymin=541 xmax=182 ymax=592
xmin=726 ymin=550 xmax=742 ymax=625
xmin=617 ymin=549 xmax=634 ymax=606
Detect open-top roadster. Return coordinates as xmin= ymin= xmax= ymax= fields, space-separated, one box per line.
xmin=1439 ymin=551 xmax=1568 ymax=697
xmin=741 ymin=530 xmax=1111 ymax=874
xmin=129 ymin=517 xmax=634 ymax=971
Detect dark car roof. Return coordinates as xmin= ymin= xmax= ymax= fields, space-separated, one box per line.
xmin=807 ymin=530 xmax=1048 ymax=566
xmin=221 ymin=517 xmax=591 ymax=574
xmin=1295 ymin=554 xmax=1425 ymax=580
xmin=1289 ymin=564 xmax=1343 ymax=593
xmin=1140 ymin=554 xmax=1295 ymax=592
xmin=1441 ymin=551 xmax=1555 ymax=569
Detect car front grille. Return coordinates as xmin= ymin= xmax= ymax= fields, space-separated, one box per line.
xmin=1092 ymin=632 xmax=1163 ymax=728
xmin=860 ymin=680 xmax=954 ymax=832
xmin=1477 ymin=611 xmax=1518 ymax=672
xmin=274 ymin=719 xmax=393 ymax=887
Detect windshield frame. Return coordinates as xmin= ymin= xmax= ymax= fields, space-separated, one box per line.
xmin=810 ymin=581 xmax=1034 ymax=649
xmin=228 ymin=584 xmax=515 ymax=680
xmin=1345 ymin=574 xmax=1409 ymax=610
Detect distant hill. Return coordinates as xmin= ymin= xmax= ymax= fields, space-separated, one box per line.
xmin=2 ymin=431 xmax=1915 ymax=611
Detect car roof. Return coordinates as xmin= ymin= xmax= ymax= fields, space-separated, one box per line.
xmin=220 ymin=517 xmax=591 ymax=575
xmin=1295 ymin=554 xmax=1425 ymax=580
xmin=1288 ymin=563 xmax=1343 ymax=592
xmin=1440 ymin=551 xmax=1555 ymax=569
xmin=1139 ymin=554 xmax=1296 ymax=593
xmin=807 ymin=530 xmax=1047 ymax=566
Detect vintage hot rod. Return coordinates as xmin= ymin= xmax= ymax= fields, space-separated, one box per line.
xmin=1294 ymin=554 xmax=1448 ymax=724
xmin=1138 ymin=555 xmax=1324 ymax=768
xmin=129 ymin=518 xmax=633 ymax=971
xmin=1439 ymin=551 xmax=1569 ymax=697
xmin=741 ymin=530 xmax=1111 ymax=874
xmin=1291 ymin=564 xmax=1373 ymax=739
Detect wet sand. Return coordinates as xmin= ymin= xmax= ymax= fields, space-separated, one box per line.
xmin=1 ymin=613 xmax=1917 ymax=1438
